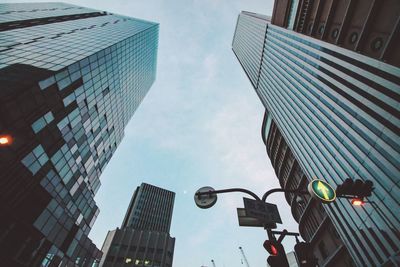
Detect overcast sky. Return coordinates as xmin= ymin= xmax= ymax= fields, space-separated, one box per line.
xmin=5 ymin=0 xmax=300 ymax=266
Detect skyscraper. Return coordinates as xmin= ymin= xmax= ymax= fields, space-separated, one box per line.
xmin=100 ymin=183 xmax=175 ymax=267
xmin=262 ymin=110 xmax=353 ymax=266
xmin=0 ymin=3 xmax=158 ymax=266
xmin=233 ymin=2 xmax=400 ymax=266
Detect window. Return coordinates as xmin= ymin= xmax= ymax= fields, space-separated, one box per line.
xmin=21 ymin=145 xmax=49 ymax=174
xmin=31 ymin=111 xmax=54 ymax=133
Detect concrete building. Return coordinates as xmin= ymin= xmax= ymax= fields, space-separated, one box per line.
xmin=100 ymin=183 xmax=175 ymax=267
xmin=232 ymin=1 xmax=400 ymax=266
xmin=0 ymin=3 xmax=158 ymax=266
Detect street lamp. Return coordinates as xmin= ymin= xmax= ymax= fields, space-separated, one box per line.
xmin=0 ymin=134 xmax=13 ymax=146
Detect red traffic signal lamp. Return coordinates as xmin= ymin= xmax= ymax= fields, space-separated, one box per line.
xmin=263 ymin=240 xmax=278 ymax=256
xmin=263 ymin=240 xmax=289 ymax=267
xmin=351 ymin=198 xmax=364 ymax=206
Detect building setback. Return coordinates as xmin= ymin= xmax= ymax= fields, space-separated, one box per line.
xmin=100 ymin=183 xmax=175 ymax=267
xmin=0 ymin=2 xmax=158 ymax=266
xmin=232 ymin=1 xmax=400 ymax=266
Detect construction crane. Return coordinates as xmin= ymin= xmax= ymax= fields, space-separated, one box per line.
xmin=239 ymin=246 xmax=250 ymax=267
xmin=211 ymin=259 xmax=216 ymax=267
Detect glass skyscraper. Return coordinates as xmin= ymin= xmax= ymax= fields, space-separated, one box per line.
xmin=233 ymin=7 xmax=399 ymax=267
xmin=100 ymin=183 xmax=175 ymax=267
xmin=0 ymin=3 xmax=158 ymax=266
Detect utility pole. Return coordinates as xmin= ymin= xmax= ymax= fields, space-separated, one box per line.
xmin=239 ymin=246 xmax=250 ymax=267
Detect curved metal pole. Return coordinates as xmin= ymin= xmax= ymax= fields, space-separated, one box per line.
xmin=196 ymin=188 xmax=261 ymax=201
xmin=261 ymin=188 xmax=309 ymax=202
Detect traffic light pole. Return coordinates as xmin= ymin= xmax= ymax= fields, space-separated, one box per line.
xmin=261 ymin=188 xmax=309 ymax=202
xmin=195 ymin=187 xmax=308 ymax=203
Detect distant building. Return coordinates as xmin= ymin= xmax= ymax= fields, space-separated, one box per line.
xmin=100 ymin=183 xmax=175 ymax=267
xmin=286 ymin=251 xmax=298 ymax=267
xmin=233 ymin=0 xmax=400 ymax=266
xmin=0 ymin=2 xmax=158 ymax=266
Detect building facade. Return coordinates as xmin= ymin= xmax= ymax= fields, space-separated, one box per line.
xmin=121 ymin=183 xmax=175 ymax=233
xmin=262 ymin=111 xmax=353 ymax=266
xmin=100 ymin=183 xmax=175 ymax=267
xmin=233 ymin=6 xmax=400 ymax=267
xmin=0 ymin=3 xmax=158 ymax=266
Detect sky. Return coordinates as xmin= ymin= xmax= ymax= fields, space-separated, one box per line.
xmin=5 ymin=0 xmax=300 ymax=266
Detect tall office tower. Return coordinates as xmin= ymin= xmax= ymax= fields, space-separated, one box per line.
xmin=262 ymin=111 xmax=353 ymax=266
xmin=100 ymin=183 xmax=175 ymax=267
xmin=0 ymin=3 xmax=158 ymax=266
xmin=233 ymin=1 xmax=400 ymax=266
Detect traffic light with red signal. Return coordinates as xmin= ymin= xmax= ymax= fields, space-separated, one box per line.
xmin=336 ymin=178 xmax=374 ymax=206
xmin=294 ymin=242 xmax=318 ymax=267
xmin=263 ymin=239 xmax=289 ymax=267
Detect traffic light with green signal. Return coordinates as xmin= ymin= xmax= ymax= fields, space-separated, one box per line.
xmin=263 ymin=240 xmax=289 ymax=267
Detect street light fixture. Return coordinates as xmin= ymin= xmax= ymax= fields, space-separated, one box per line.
xmin=194 ymin=186 xmax=217 ymax=209
xmin=0 ymin=134 xmax=13 ymax=146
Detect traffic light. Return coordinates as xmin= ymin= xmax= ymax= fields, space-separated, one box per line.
xmin=294 ymin=242 xmax=318 ymax=267
xmin=263 ymin=240 xmax=289 ymax=267
xmin=351 ymin=198 xmax=364 ymax=206
xmin=336 ymin=178 xmax=374 ymax=198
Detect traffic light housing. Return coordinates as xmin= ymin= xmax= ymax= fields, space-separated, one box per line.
xmin=294 ymin=242 xmax=318 ymax=267
xmin=336 ymin=178 xmax=374 ymax=198
xmin=263 ymin=240 xmax=289 ymax=267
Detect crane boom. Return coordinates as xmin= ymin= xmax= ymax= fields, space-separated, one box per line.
xmin=239 ymin=246 xmax=250 ymax=267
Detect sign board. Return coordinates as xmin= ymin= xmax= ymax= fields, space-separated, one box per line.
xmin=308 ymin=179 xmax=336 ymax=203
xmin=237 ymin=208 xmax=277 ymax=228
xmin=242 ymin=198 xmax=282 ymax=224
xmin=194 ymin=186 xmax=217 ymax=209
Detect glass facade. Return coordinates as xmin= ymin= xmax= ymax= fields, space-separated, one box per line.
xmin=0 ymin=3 xmax=158 ymax=266
xmin=233 ymin=11 xmax=400 ymax=266
xmin=122 ymin=183 xmax=175 ymax=233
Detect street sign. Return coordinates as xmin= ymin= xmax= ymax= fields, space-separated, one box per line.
xmin=242 ymin=198 xmax=282 ymax=224
xmin=194 ymin=186 xmax=217 ymax=209
xmin=308 ymin=179 xmax=336 ymax=203
xmin=237 ymin=208 xmax=277 ymax=228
